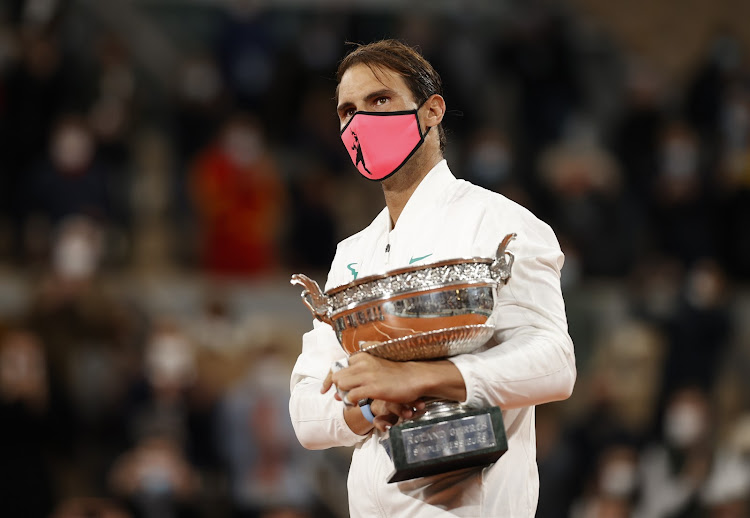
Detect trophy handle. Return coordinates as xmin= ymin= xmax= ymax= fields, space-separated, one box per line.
xmin=290 ymin=273 xmax=332 ymax=325
xmin=490 ymin=233 xmax=516 ymax=284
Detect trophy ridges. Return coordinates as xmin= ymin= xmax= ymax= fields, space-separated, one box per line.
xmin=361 ymin=324 xmax=496 ymax=361
xmin=328 ymin=260 xmax=495 ymax=314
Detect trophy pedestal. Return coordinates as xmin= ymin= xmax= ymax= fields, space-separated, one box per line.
xmin=386 ymin=403 xmax=507 ymax=483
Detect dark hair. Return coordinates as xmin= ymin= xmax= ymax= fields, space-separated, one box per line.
xmin=336 ymin=39 xmax=446 ymax=152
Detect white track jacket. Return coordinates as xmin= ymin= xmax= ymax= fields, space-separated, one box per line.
xmin=289 ymin=160 xmax=576 ymax=517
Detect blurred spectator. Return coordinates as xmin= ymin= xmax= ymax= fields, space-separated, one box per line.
xmin=492 ymin=0 xmax=582 ymax=190
xmin=284 ymin=84 xmax=350 ymax=173
xmin=590 ymin=320 xmax=666 ymax=441
xmin=635 ymin=386 xmax=715 ymax=518
xmin=560 ymin=318 xmax=666 ymax=514
xmin=536 ymin=404 xmax=580 ymax=518
xmin=185 ymin=292 xmax=239 ymax=354
xmin=127 ymin=319 xmax=197 ymax=446
xmin=23 ymin=114 xmax=113 ymax=264
xmin=88 ymin=35 xmax=136 ymax=166
xmin=29 ymin=216 xmax=138 ymax=379
xmin=109 ymin=433 xmax=201 ymax=518
xmin=51 ymin=497 xmax=133 ymax=518
xmin=609 ymin=59 xmax=665 ymax=205
xmin=286 ymin=163 xmax=338 ymax=272
xmin=462 ymin=127 xmax=524 ymax=202
xmin=701 ymin=446 xmax=750 ymax=517
xmin=650 ymin=120 xmax=716 ymax=264
xmin=189 ymin=114 xmax=287 ymax=277
xmin=537 ymin=117 xmax=638 ymax=276
xmin=628 ymin=255 xmax=684 ymax=327
xmin=701 ymin=414 xmax=750 ymax=515
xmin=126 ymin=316 xmax=226 ymax=495
xmin=87 ymin=35 xmax=139 ymax=243
xmin=217 ymin=345 xmax=320 ymax=518
xmin=716 ymin=80 xmax=750 ymax=279
xmin=571 ymin=443 xmax=639 ymax=518
xmin=660 ymin=259 xmax=731 ymax=403
xmin=0 ymin=327 xmax=62 ymax=518
xmin=173 ymin=52 xmax=229 ymax=163
xmin=1 ymin=27 xmax=75 ymax=261
xmin=215 ymin=1 xmax=278 ymax=113
xmin=27 ymin=215 xmax=142 ymax=496
xmin=685 ymin=32 xmax=744 ymax=142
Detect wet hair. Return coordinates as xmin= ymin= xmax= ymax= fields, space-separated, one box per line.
xmin=336 ymin=39 xmax=446 ymax=152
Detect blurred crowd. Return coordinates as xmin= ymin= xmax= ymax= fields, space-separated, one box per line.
xmin=1 ymin=0 xmax=750 ymax=517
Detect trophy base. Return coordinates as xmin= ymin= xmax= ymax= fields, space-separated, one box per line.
xmin=386 ymin=403 xmax=507 ymax=483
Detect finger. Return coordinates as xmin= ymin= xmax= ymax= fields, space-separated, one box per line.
xmin=373 ymin=414 xmax=398 ymax=433
xmin=381 ymin=401 xmax=411 ymax=420
xmin=346 ymin=351 xmax=365 ymax=364
xmin=344 ymin=388 xmax=363 ymax=404
xmin=370 ymin=399 xmax=388 ymax=416
xmin=397 ymin=401 xmax=427 ymax=419
xmin=373 ymin=417 xmax=391 ymax=433
xmin=321 ymin=370 xmax=333 ymax=394
xmin=399 ymin=404 xmax=415 ymax=420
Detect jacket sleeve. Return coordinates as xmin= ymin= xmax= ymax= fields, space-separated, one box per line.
xmin=448 ymin=212 xmax=577 ymax=410
xmin=289 ymin=320 xmax=365 ymax=450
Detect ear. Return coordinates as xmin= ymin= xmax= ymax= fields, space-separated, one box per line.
xmin=422 ymin=94 xmax=446 ymax=129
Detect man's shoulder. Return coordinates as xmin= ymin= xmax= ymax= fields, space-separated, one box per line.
xmin=448 ymin=179 xmax=559 ymax=250
xmin=448 ymin=179 xmax=535 ymax=219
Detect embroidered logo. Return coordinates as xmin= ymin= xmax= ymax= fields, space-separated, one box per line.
xmin=347 ymin=262 xmax=359 ymax=279
xmin=408 ymin=253 xmax=433 ymax=265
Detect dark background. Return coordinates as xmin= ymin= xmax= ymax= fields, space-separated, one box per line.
xmin=1 ymin=1 xmax=749 ymax=517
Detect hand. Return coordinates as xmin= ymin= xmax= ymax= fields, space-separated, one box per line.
xmin=322 ymin=352 xmax=467 ymax=406
xmin=321 ymin=352 xmax=427 ymax=405
xmin=370 ymin=399 xmax=427 ymax=433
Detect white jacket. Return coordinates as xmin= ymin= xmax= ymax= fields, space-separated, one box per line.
xmin=289 ymin=160 xmax=576 ymax=517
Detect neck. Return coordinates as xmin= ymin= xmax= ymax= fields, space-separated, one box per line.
xmin=382 ymin=145 xmax=442 ymax=228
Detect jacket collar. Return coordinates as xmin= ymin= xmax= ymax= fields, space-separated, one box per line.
xmin=384 ymin=159 xmax=455 ymax=233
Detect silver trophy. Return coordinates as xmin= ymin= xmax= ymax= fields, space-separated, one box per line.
xmin=291 ymin=233 xmax=516 ymax=482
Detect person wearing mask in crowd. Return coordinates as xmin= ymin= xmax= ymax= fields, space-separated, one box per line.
xmin=25 ymin=115 xmax=111 ymax=229
xmin=289 ymin=39 xmax=576 ymax=517
xmin=189 ymin=113 xmax=286 ymax=277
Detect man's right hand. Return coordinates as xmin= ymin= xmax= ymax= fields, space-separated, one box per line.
xmin=371 ymin=399 xmax=426 ymax=433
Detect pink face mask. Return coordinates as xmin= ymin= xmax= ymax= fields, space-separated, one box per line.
xmin=340 ymin=110 xmax=430 ymax=181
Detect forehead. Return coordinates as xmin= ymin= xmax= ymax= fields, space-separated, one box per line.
xmin=337 ymin=63 xmax=413 ymax=104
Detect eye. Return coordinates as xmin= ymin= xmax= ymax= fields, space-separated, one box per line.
xmin=339 ymin=107 xmax=356 ymax=122
xmin=375 ymin=96 xmax=388 ymax=106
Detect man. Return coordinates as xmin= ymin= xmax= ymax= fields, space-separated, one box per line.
xmin=289 ymin=39 xmax=576 ymax=517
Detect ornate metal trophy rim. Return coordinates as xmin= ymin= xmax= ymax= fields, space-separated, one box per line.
xmin=289 ymin=233 xmax=516 ymax=327
xmin=329 ymin=267 xmax=497 ymax=316
xmin=330 ymin=279 xmax=495 ymax=315
xmin=326 ymin=257 xmax=494 ymax=296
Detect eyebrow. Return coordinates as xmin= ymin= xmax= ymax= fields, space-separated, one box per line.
xmin=336 ymin=88 xmax=396 ymax=115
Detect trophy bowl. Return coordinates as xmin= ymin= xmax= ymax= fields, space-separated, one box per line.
xmin=291 ymin=233 xmax=516 ymax=360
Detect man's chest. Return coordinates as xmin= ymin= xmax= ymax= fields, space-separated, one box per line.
xmin=336 ymin=208 xmax=495 ymax=285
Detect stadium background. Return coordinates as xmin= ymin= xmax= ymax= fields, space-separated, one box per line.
xmin=1 ymin=0 xmax=749 ymax=516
